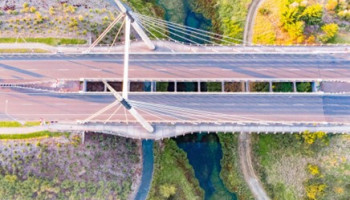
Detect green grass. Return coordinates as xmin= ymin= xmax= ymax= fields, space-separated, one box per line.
xmin=250 ymin=82 xmax=270 ymax=92
xmin=0 ymin=38 xmax=86 ymax=46
xmin=0 ymin=131 xmax=70 ymax=140
xmin=190 ymin=0 xmax=252 ymax=42
xmin=0 ymin=121 xmax=41 ymax=127
xmin=331 ymin=32 xmax=350 ymax=44
xmin=273 ymin=82 xmax=293 ymax=92
xmin=0 ymin=49 xmax=50 ymax=53
xmin=147 ymin=139 xmax=204 ymax=200
xmin=218 ymin=133 xmax=254 ymax=200
xmin=297 ymin=82 xmax=312 ymax=92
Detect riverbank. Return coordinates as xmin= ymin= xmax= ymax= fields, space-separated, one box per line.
xmin=218 ymin=133 xmax=255 ymax=200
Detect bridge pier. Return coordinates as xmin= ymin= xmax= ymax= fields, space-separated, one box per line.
xmin=269 ymin=81 xmax=273 ymax=93
xmin=174 ymin=81 xmax=177 ymax=92
xmin=222 ymin=81 xmax=225 ymax=93
xmin=81 ymin=79 xmax=87 ymax=92
xmin=245 ymin=81 xmax=250 ymax=92
xmin=312 ymin=81 xmax=318 ymax=92
xmin=293 ymin=81 xmax=297 ymax=93
xmin=151 ymin=81 xmax=156 ymax=92
xmin=198 ymin=81 xmax=201 ymax=92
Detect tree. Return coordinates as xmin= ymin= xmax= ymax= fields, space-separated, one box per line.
xmin=159 ymin=184 xmax=176 ymax=198
xmin=325 ymin=0 xmax=338 ymax=11
xmin=305 ymin=183 xmax=326 ymax=200
xmin=301 ymin=4 xmax=323 ymax=25
xmin=286 ymin=21 xmax=305 ymax=41
xmin=307 ymin=164 xmax=320 ymax=176
xmin=320 ymin=23 xmax=339 ymax=43
xmin=30 ymin=6 xmax=36 ymax=13
xmin=49 ymin=7 xmax=55 ymax=16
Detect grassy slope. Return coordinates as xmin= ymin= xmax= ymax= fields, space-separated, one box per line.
xmin=0 ymin=121 xmax=41 ymax=128
xmin=218 ymin=133 xmax=254 ymax=200
xmin=0 ymin=38 xmax=86 ymax=46
xmin=0 ymin=49 xmax=50 ymax=53
xmin=147 ymin=139 xmax=204 ymax=200
xmin=0 ymin=131 xmax=69 ymax=140
xmin=252 ymin=134 xmax=350 ymax=200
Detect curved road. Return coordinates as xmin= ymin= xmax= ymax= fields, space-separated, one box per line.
xmin=244 ymin=0 xmax=265 ymax=44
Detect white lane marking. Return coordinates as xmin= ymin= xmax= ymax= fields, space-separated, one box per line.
xmin=57 ymin=69 xmax=69 ymax=71
xmin=188 ymin=69 xmax=201 ymax=71
xmin=21 ymin=103 xmax=33 ymax=106
xmin=157 ymin=68 xmax=167 ymax=71
xmin=256 ymin=68 xmax=268 ymax=71
xmin=53 ymin=103 xmax=67 ymax=106
xmin=91 ymin=69 xmax=102 ymax=71
xmin=257 ymin=103 xmax=269 ymax=106
xmin=221 ymin=69 xmax=231 ymax=71
xmin=324 ymin=69 xmax=335 ymax=71
xmin=293 ymin=104 xmax=305 ymax=106
xmin=288 ymin=69 xmax=300 ymax=71
xmin=27 ymin=69 xmax=38 ymax=71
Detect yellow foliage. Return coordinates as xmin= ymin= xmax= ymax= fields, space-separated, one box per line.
xmin=30 ymin=6 xmax=36 ymax=13
xmin=325 ymin=0 xmax=338 ymax=11
xmin=307 ymin=164 xmax=320 ymax=176
xmin=306 ymin=183 xmax=326 ymax=200
xmin=334 ymin=187 xmax=344 ymax=194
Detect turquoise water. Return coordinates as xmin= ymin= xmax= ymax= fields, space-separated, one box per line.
xmin=135 ymin=140 xmax=154 ymax=200
xmin=176 ymin=133 xmax=237 ymax=200
xmin=156 ymin=0 xmax=211 ymax=43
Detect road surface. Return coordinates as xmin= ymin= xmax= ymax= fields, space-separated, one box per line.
xmin=0 ymin=54 xmax=349 ymax=84
xmin=244 ymin=0 xmax=265 ymax=43
xmin=0 ymin=88 xmax=349 ymax=124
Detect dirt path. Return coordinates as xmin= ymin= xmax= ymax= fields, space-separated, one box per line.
xmin=243 ymin=0 xmax=265 ymax=44
xmin=239 ymin=133 xmax=270 ymax=200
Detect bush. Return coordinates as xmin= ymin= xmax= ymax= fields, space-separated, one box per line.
xmin=320 ymin=23 xmax=339 ymax=43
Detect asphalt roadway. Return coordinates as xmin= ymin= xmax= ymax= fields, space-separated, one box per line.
xmin=0 ymin=88 xmax=349 ymax=124
xmin=0 ymin=53 xmax=350 ymax=83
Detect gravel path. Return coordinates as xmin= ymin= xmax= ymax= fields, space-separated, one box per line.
xmin=239 ymin=133 xmax=270 ymax=200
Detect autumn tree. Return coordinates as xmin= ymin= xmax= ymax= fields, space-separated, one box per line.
xmin=159 ymin=184 xmax=176 ymax=198
xmin=320 ymin=23 xmax=339 ymax=42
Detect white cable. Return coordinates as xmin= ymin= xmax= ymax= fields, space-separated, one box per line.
xmin=139 ymin=19 xmax=204 ymax=46
xmin=123 ymin=107 xmax=128 ymax=124
xmin=138 ymin=17 xmax=219 ymax=45
xmin=137 ymin=14 xmax=242 ymax=46
xmin=104 ymin=104 xmax=122 ymax=123
xmin=109 ymin=18 xmax=126 ymax=51
xmin=135 ymin=13 xmax=249 ymax=45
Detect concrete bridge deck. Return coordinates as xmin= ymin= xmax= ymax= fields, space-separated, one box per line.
xmin=0 ymin=88 xmax=349 ymax=124
xmin=0 ymin=53 xmax=349 ymax=84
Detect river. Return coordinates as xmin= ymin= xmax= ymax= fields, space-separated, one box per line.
xmin=176 ymin=133 xmax=237 ymax=200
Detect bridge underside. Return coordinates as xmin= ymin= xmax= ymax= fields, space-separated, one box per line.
xmin=40 ymin=123 xmax=350 ymax=139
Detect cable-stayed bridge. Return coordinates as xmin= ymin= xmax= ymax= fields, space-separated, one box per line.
xmin=0 ymin=0 xmax=350 ymax=138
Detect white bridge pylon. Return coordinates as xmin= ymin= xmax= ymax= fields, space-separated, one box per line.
xmin=81 ymin=0 xmax=155 ymax=133
xmin=82 ymin=81 xmax=154 ymax=133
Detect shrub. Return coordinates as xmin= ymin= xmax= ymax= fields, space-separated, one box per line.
xmin=29 ymin=6 xmax=36 ymax=13
xmin=307 ymin=164 xmax=320 ymax=176
xmin=320 ymin=23 xmax=339 ymax=42
xmin=300 ymin=4 xmax=323 ymax=25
